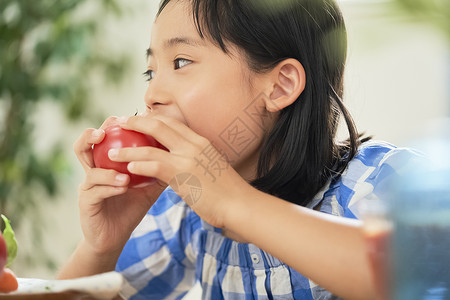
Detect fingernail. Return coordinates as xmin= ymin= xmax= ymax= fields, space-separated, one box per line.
xmin=92 ymin=129 xmax=103 ymax=137
xmin=108 ymin=149 xmax=119 ymax=159
xmin=115 ymin=174 xmax=128 ymax=183
xmin=118 ymin=116 xmax=129 ymax=124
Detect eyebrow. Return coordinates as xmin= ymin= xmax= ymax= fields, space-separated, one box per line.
xmin=146 ymin=37 xmax=205 ymax=58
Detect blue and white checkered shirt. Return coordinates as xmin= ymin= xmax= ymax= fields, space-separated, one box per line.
xmin=115 ymin=141 xmax=420 ymax=299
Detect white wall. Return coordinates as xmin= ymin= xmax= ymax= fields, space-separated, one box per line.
xmin=339 ymin=1 xmax=449 ymax=145
xmin=13 ymin=1 xmax=448 ymax=298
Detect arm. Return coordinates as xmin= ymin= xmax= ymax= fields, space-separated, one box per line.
xmin=57 ymin=239 xmax=120 ymax=279
xmin=111 ymin=115 xmax=375 ymax=300
xmin=58 ymin=179 xmax=166 ymax=280
xmin=224 ymin=187 xmax=374 ymax=300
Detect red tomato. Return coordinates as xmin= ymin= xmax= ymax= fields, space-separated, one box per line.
xmin=93 ymin=125 xmax=168 ymax=187
xmin=0 ymin=234 xmax=6 ymax=276
xmin=0 ymin=268 xmax=18 ymax=293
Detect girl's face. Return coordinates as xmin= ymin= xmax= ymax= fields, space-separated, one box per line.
xmin=145 ymin=1 xmax=276 ymax=181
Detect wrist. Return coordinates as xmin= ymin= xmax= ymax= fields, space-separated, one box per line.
xmin=78 ymin=238 xmax=122 ymax=272
xmin=222 ymin=183 xmax=261 ymax=235
xmin=57 ymin=238 xmax=122 ymax=280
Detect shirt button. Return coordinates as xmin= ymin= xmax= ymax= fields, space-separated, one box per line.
xmin=251 ymin=253 xmax=260 ymax=264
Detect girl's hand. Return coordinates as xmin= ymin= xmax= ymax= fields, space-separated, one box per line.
xmin=114 ymin=115 xmax=253 ymax=229
xmin=73 ymin=116 xmax=167 ymax=257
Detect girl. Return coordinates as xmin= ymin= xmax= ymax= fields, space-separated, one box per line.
xmin=59 ymin=0 xmax=419 ymax=299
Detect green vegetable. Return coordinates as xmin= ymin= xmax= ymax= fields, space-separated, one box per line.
xmin=1 ymin=215 xmax=18 ymax=267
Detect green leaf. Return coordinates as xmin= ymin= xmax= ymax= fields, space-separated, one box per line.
xmin=1 ymin=214 xmax=17 ymax=267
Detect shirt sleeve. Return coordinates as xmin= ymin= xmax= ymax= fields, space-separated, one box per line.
xmin=318 ymin=141 xmax=424 ymax=219
xmin=115 ymin=187 xmax=202 ymax=300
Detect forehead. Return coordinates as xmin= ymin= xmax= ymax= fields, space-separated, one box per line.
xmin=152 ymin=1 xmax=198 ymax=42
xmin=150 ymin=0 xmax=249 ymax=69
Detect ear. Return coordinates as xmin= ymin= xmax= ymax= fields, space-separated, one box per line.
xmin=264 ymin=58 xmax=306 ymax=112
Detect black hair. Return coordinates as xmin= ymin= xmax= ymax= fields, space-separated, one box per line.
xmin=158 ymin=0 xmax=370 ymax=207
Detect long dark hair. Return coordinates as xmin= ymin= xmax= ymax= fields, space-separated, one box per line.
xmin=158 ymin=0 xmax=369 ymax=207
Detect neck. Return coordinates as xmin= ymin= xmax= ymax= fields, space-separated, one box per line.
xmin=234 ymin=150 xmax=260 ymax=183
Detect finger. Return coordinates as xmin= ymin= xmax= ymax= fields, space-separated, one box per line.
xmin=74 ymin=128 xmax=106 ymax=171
xmin=152 ymin=114 xmax=204 ymax=143
xmin=79 ymin=185 xmax=128 ymax=205
xmin=74 ymin=116 xmax=123 ymax=172
xmin=121 ymin=116 xmax=205 ymax=153
xmin=108 ymin=146 xmax=171 ymax=164
xmin=127 ymin=161 xmax=175 ymax=184
xmin=122 ymin=116 xmax=189 ymax=152
xmin=99 ymin=116 xmax=122 ymax=130
xmin=80 ymin=168 xmax=130 ymax=190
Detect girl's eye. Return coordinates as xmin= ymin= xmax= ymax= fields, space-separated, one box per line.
xmin=174 ymin=58 xmax=192 ymax=70
xmin=143 ymin=70 xmax=154 ymax=81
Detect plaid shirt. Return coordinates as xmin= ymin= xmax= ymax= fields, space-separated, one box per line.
xmin=115 ymin=141 xmax=420 ymax=299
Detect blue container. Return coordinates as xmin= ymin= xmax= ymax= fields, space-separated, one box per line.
xmin=389 ymin=133 xmax=450 ymax=300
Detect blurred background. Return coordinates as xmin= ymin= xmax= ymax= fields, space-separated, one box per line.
xmin=0 ymin=0 xmax=448 ymax=291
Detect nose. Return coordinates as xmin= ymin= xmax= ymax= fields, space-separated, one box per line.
xmin=144 ymin=77 xmax=171 ymax=112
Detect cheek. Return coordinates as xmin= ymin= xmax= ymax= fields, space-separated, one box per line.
xmin=178 ymin=76 xmax=244 ymax=131
xmin=182 ymin=89 xmax=265 ymax=168
xmin=176 ymin=60 xmax=266 ymax=165
xmin=183 ymin=92 xmax=237 ymax=140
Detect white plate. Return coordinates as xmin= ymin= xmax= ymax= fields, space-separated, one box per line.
xmin=3 ymin=271 xmax=123 ymax=299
